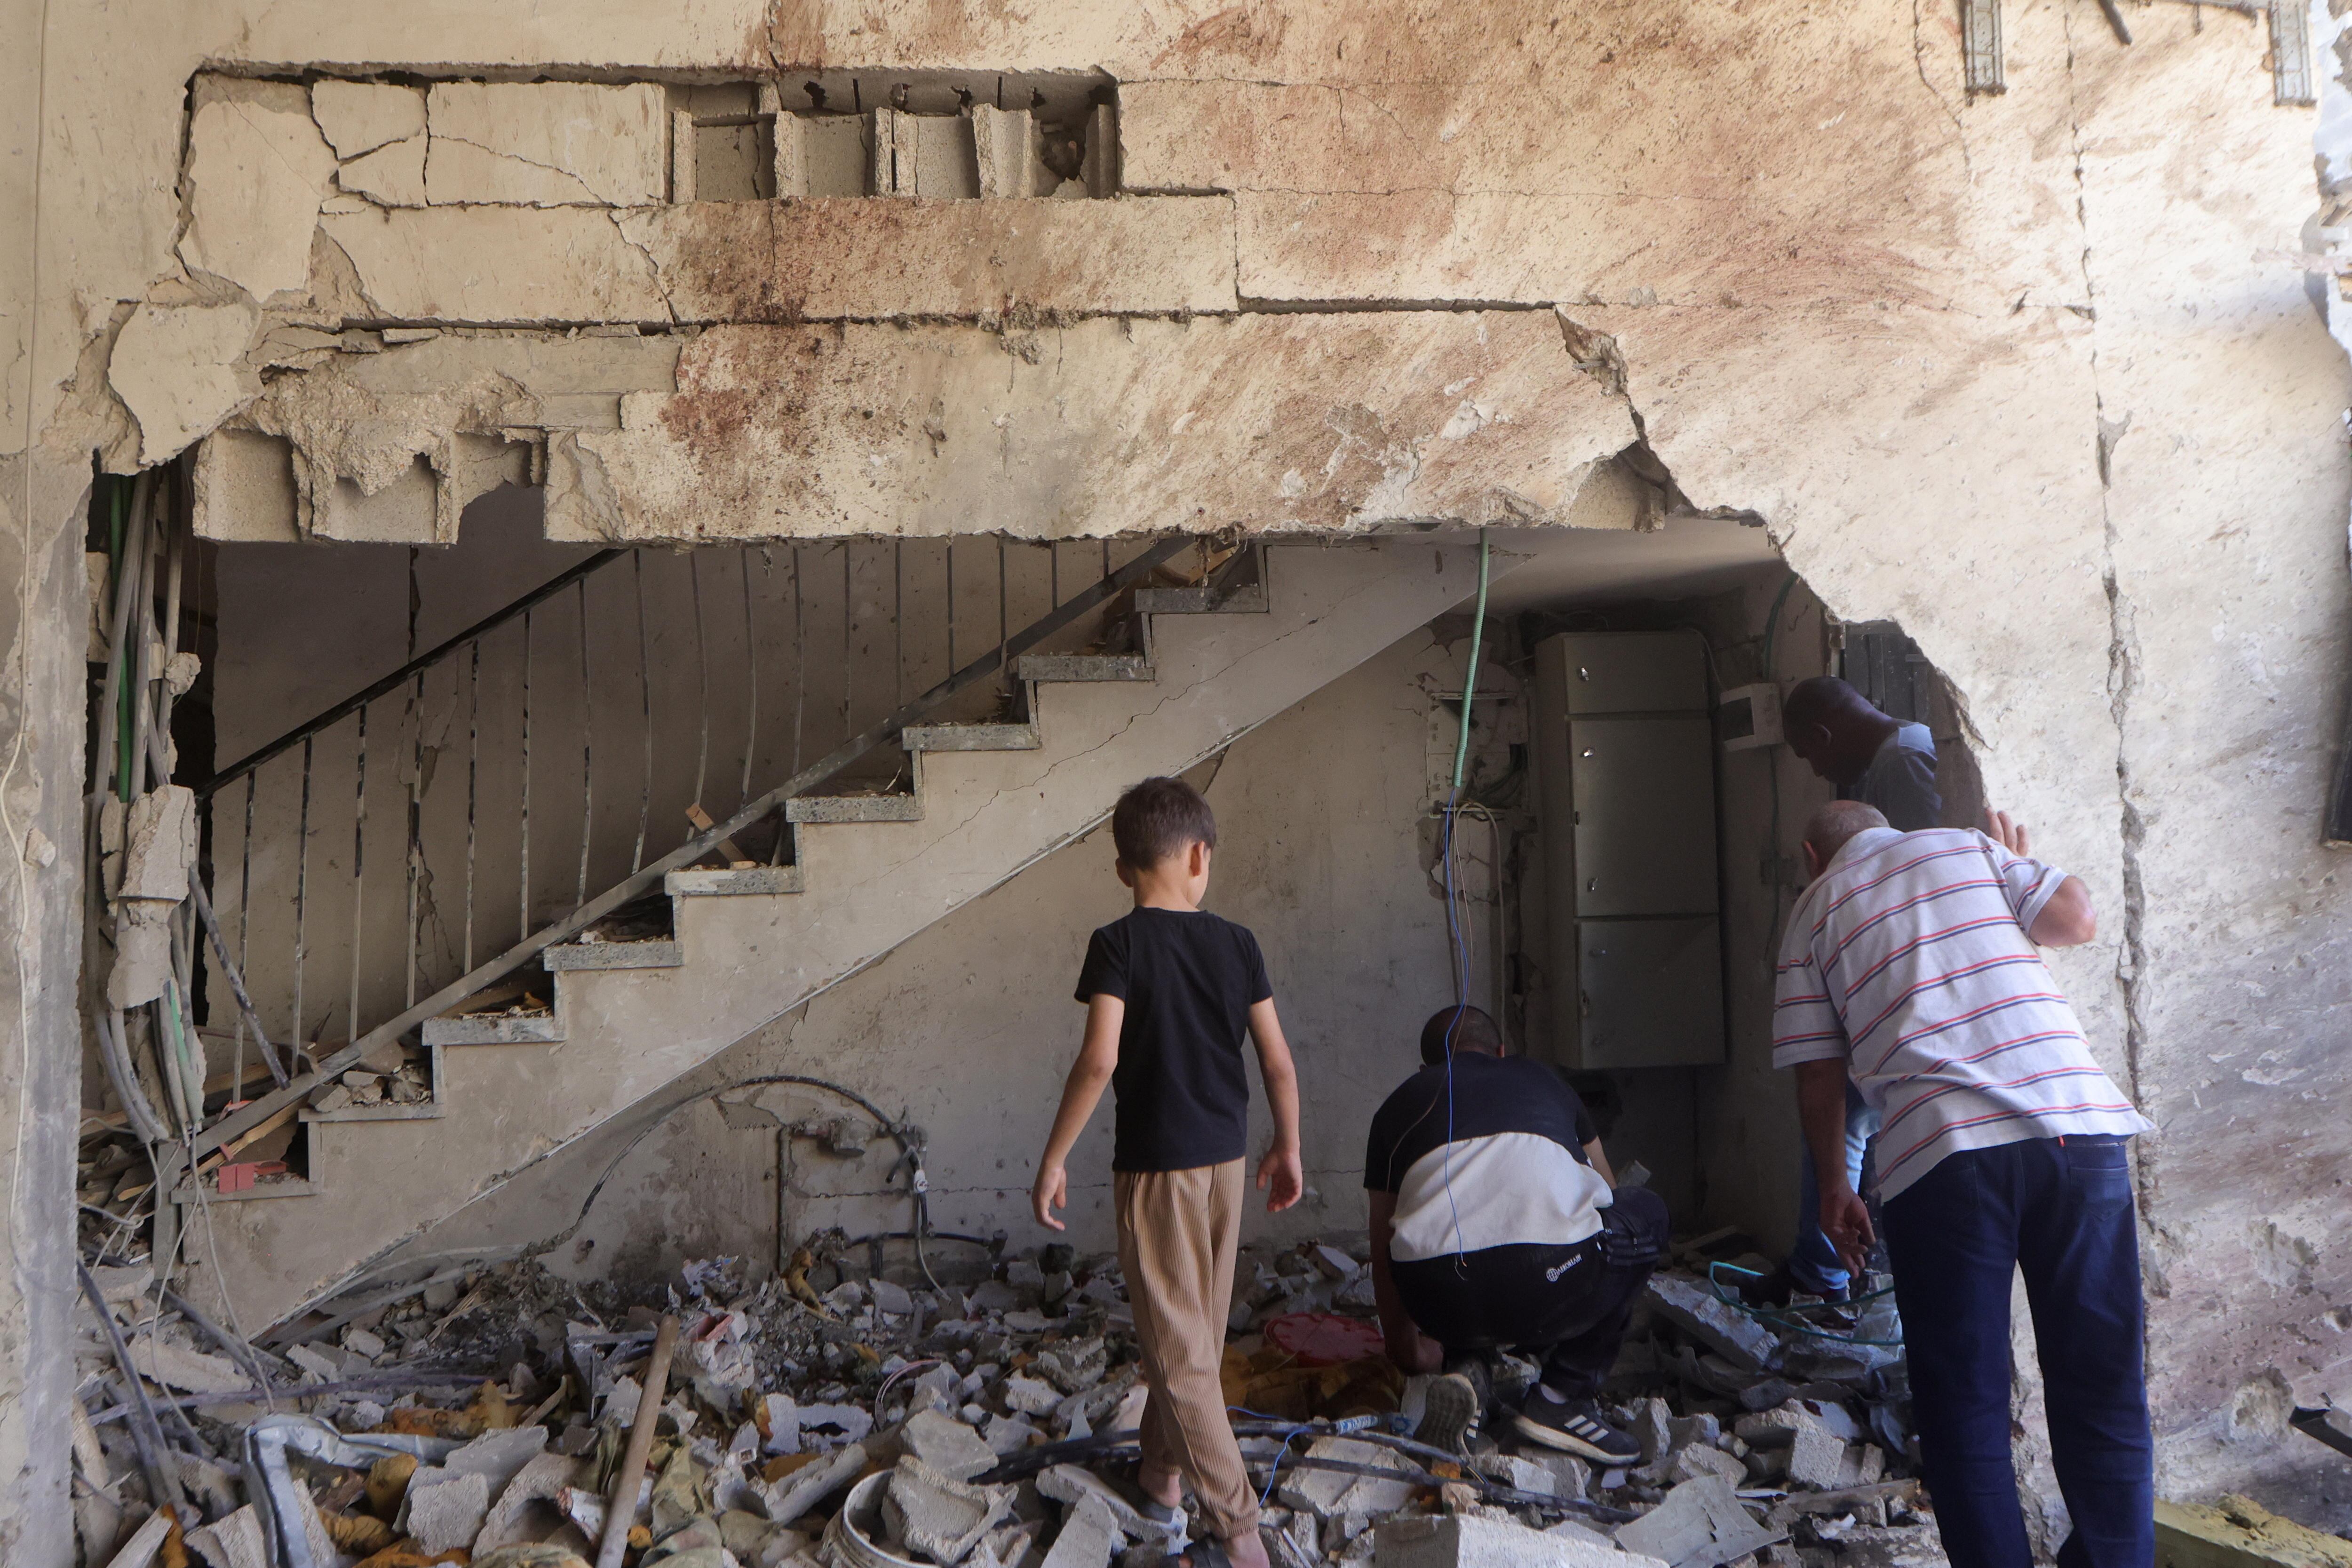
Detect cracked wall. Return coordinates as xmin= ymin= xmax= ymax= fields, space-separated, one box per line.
xmin=7 ymin=0 xmax=2352 ymax=1547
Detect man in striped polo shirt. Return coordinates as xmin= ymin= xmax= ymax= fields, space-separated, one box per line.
xmin=1773 ymin=799 xmax=2153 ymax=1568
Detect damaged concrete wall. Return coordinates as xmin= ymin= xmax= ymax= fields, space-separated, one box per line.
xmin=8 ymin=0 xmax=2351 ymax=1541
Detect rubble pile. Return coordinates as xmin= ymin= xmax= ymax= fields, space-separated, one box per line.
xmin=70 ymin=1228 xmax=1941 ymax=1568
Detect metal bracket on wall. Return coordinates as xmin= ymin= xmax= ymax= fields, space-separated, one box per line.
xmin=1963 ymin=0 xmax=2006 ymax=94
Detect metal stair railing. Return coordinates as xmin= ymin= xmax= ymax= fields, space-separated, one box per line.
xmin=189 ymin=533 xmax=1224 ymax=1161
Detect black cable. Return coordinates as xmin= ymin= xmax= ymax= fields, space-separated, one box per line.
xmin=76 ymin=1260 xmax=185 ymax=1516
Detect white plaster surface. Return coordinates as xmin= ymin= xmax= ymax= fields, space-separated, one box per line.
xmin=178 ymin=91 xmax=339 ymax=302
xmin=107 ymin=300 xmax=261 ymax=465
xmin=423 ymin=82 xmax=667 ymax=207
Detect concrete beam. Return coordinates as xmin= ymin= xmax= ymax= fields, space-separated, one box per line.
xmin=545 ymin=311 xmax=1635 ymax=541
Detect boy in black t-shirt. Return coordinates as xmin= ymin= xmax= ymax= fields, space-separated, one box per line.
xmin=1365 ymin=1006 xmax=1667 ymax=1462
xmin=1033 ymin=777 xmax=1303 ymax=1568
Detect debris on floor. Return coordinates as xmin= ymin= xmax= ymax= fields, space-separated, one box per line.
xmin=69 ymin=1226 xmax=1936 ymax=1568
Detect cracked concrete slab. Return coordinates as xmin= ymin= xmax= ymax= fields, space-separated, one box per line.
xmin=319 ymin=205 xmax=670 ymax=324
xmin=313 ymin=80 xmax=427 ymax=160
xmin=179 ymin=82 xmax=339 ymax=302
xmin=108 ymin=299 xmax=262 ymax=466
xmin=425 ymin=82 xmax=667 ymax=207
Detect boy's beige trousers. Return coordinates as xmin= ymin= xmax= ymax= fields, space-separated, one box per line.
xmin=1114 ymin=1158 xmax=1260 ymax=1543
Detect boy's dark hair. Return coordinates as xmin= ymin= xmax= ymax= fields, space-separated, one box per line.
xmin=1420 ymin=1005 xmax=1503 ymax=1065
xmin=1111 ymin=776 xmax=1218 ymax=869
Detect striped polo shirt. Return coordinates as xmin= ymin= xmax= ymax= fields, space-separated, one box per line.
xmin=1772 ymin=827 xmax=2149 ymax=1200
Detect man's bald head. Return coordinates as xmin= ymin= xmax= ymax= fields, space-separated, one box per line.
xmin=1783 ymin=677 xmax=1898 ymax=787
xmin=1803 ymin=800 xmax=1890 ymax=871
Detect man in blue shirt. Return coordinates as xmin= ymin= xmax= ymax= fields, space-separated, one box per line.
xmin=1770 ymin=677 xmax=1941 ymax=1301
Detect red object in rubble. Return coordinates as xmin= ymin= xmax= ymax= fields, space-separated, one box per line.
xmin=1263 ymin=1311 xmax=1385 ymax=1367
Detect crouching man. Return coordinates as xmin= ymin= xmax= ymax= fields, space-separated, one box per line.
xmin=1365 ymin=1005 xmax=1667 ymax=1462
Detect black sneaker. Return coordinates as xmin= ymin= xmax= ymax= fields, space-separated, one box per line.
xmin=1414 ymin=1353 xmax=1494 ymax=1455
xmin=1509 ymin=1386 xmax=1642 ymax=1463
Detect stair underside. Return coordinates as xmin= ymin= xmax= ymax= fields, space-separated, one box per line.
xmin=181 ymin=535 xmax=1560 ymax=1328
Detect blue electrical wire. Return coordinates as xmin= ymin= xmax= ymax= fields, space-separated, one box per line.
xmin=1436 ymin=531 xmax=1492 ymax=1270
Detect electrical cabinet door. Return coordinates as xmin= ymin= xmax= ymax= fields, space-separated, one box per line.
xmin=1578 ymin=917 xmax=1726 ymax=1069
xmin=1568 ymin=716 xmax=1719 ymax=916
xmin=1557 ymin=632 xmax=1709 ymax=715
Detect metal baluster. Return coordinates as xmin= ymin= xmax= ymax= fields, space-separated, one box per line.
xmin=633 ymin=554 xmax=652 ymax=873
xmin=521 ymin=611 xmax=532 ymax=937
xmin=946 ymin=539 xmax=956 ymax=674
xmin=691 ymin=551 xmax=710 ymax=814
xmin=466 ymin=642 xmax=479 ymax=973
xmin=234 ymin=775 xmax=254 ymax=1102
xmin=294 ymin=737 xmax=311 ymax=1053
xmin=740 ymin=547 xmax=758 ymax=807
xmin=1051 ymin=540 xmax=1060 ymax=605
xmin=1102 ymin=538 xmax=1110 ymax=584
xmin=841 ymin=541 xmax=853 ymax=740
xmin=791 ymin=546 xmax=805 ymax=774
xmin=997 ymin=537 xmax=1009 ymax=695
xmin=350 ymin=702 xmax=367 ymax=1048
xmin=577 ymin=578 xmax=593 ymax=909
xmin=405 ymin=670 xmax=423 ymax=1010
xmin=894 ymin=541 xmax=905 ymax=707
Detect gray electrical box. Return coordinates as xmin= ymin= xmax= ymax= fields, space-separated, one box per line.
xmin=1532 ymin=631 xmax=1724 ymax=1069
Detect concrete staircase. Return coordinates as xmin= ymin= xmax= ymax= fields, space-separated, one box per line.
xmin=182 ymin=535 xmax=1539 ymax=1327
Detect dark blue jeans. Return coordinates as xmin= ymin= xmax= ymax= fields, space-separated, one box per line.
xmin=1880 ymin=1136 xmax=2153 ymax=1568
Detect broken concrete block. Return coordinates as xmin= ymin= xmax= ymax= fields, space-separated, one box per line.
xmin=111 ymin=301 xmax=262 ymax=469
xmin=872 ymin=1279 xmax=915 ymax=1316
xmin=1275 ymin=1438 xmax=1421 ymax=1520
xmin=1003 ymin=1374 xmax=1063 ymax=1417
xmin=1836 ymin=1445 xmax=1886 ymax=1488
xmin=1669 ymin=1446 xmax=1749 ymax=1487
xmin=1039 ymin=1494 xmax=1124 ymax=1568
xmin=1646 ymin=1277 xmax=1781 ymax=1373
xmin=1378 ymin=1513 xmax=1669 ymax=1568
xmin=444 ymin=1425 xmax=550 ymax=1497
xmin=477 ymin=1451 xmax=586 ymax=1552
xmin=313 ymin=81 xmax=428 ymax=159
xmin=798 ymin=1402 xmax=873 ymax=1446
xmin=1615 ymin=1476 xmax=1781 ymax=1568
xmin=424 ymin=82 xmax=666 ymax=207
xmin=1784 ymin=1428 xmax=1845 ymax=1491
xmin=983 ymin=1414 xmax=1040 ymax=1457
xmin=1544 ymin=1520 xmax=1618 ymax=1555
xmin=403 ymin=1468 xmax=491 ymax=1555
xmin=904 ymin=1409 xmax=999 ymax=1483
xmin=1311 ymin=1245 xmax=1362 ymax=1280
xmin=1634 ymin=1397 xmax=1675 ymax=1466
xmin=1527 ymin=1452 xmax=1591 ymax=1500
xmin=1466 ymin=1454 xmax=1554 ymax=1496
xmin=765 ymin=1442 xmax=867 ymax=1526
xmin=1668 ymin=1414 xmax=1721 ymax=1453
xmin=127 ymin=1334 xmax=249 ymax=1395
xmin=343 ymin=1326 xmax=386 ymax=1359
xmin=474 ymin=1548 xmax=592 ymax=1568
xmin=180 ymin=87 xmax=338 ymax=301
xmin=884 ymin=1457 xmax=1015 ymax=1564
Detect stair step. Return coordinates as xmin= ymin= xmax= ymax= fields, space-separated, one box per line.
xmin=1133 ymin=581 xmax=1269 ymax=614
xmin=1017 ymin=653 xmax=1152 ymax=682
xmin=902 ymin=722 xmax=1041 ymax=752
xmin=665 ymin=865 xmax=804 ymax=897
xmin=172 ymin=1173 xmax=318 ymax=1206
xmin=786 ymin=793 xmax=922 ymax=823
xmin=544 ymin=938 xmax=685 ymax=971
xmin=424 ymin=1007 xmax=564 ymax=1046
